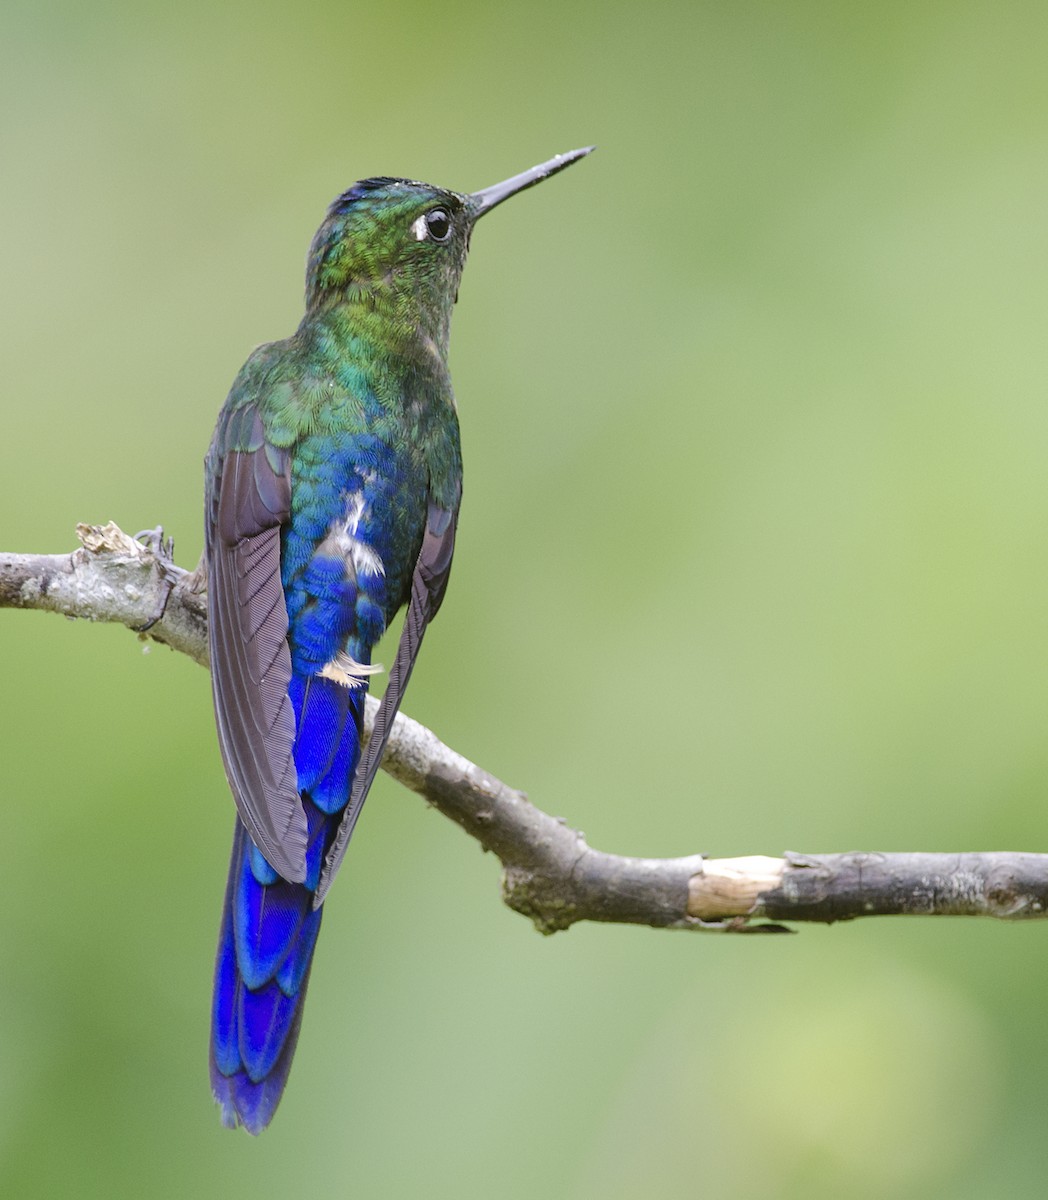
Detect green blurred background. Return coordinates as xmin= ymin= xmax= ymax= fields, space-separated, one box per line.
xmin=3 ymin=0 xmax=1048 ymax=1195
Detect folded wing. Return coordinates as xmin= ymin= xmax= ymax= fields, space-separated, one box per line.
xmin=206 ymin=406 xmax=306 ymax=883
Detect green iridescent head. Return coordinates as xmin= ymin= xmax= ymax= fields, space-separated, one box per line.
xmin=304 ymin=148 xmax=594 ymax=349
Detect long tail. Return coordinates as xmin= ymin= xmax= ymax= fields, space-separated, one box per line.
xmin=210 ymin=676 xmax=363 ymax=1134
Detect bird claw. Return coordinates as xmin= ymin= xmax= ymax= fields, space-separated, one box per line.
xmin=134 ymin=525 xmax=175 ymax=562
xmin=133 ymin=526 xmax=179 ymax=632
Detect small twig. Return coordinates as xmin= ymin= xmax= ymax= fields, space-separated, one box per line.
xmin=4 ymin=522 xmax=1047 ymax=935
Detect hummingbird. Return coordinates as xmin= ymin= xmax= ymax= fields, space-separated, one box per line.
xmin=203 ymin=147 xmax=593 ymax=1133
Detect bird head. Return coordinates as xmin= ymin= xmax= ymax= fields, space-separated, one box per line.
xmin=304 ymin=148 xmax=594 ymax=353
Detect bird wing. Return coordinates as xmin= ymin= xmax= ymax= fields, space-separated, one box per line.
xmin=206 ymin=403 xmax=308 ymax=883
xmin=315 ymin=497 xmax=459 ymax=905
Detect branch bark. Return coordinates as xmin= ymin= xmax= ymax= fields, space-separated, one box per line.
xmin=4 ymin=522 xmax=1047 ymax=934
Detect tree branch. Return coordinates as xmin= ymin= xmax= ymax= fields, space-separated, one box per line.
xmin=4 ymin=522 xmax=1047 ymax=934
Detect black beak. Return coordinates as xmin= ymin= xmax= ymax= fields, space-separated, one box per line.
xmin=470 ymin=146 xmax=595 ymax=217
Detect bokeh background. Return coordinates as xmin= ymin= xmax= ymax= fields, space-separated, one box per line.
xmin=3 ymin=1 xmax=1048 ymax=1196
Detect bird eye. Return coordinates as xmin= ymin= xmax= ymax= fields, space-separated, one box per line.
xmin=425 ymin=208 xmax=452 ymax=242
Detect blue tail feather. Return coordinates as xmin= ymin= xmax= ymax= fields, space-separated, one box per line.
xmin=302 ymin=801 xmax=329 ymax=892
xmin=233 ymin=860 xmax=311 ymax=990
xmin=311 ymin=697 xmax=360 ymax=814
xmin=210 ymin=859 xmax=241 ymax=1079
xmin=247 ymin=840 xmax=279 ymax=886
xmin=277 ymin=905 xmax=322 ymax=995
xmin=293 ymin=676 xmax=349 ymax=793
xmin=239 ymin=980 xmax=300 ymax=1082
xmin=210 ymin=682 xmax=364 ymax=1133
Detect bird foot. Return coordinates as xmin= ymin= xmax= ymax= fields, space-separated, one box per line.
xmin=133 ymin=526 xmax=180 ymax=632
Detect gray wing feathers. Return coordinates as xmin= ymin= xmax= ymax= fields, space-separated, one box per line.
xmin=207 ymin=414 xmax=307 ymax=883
